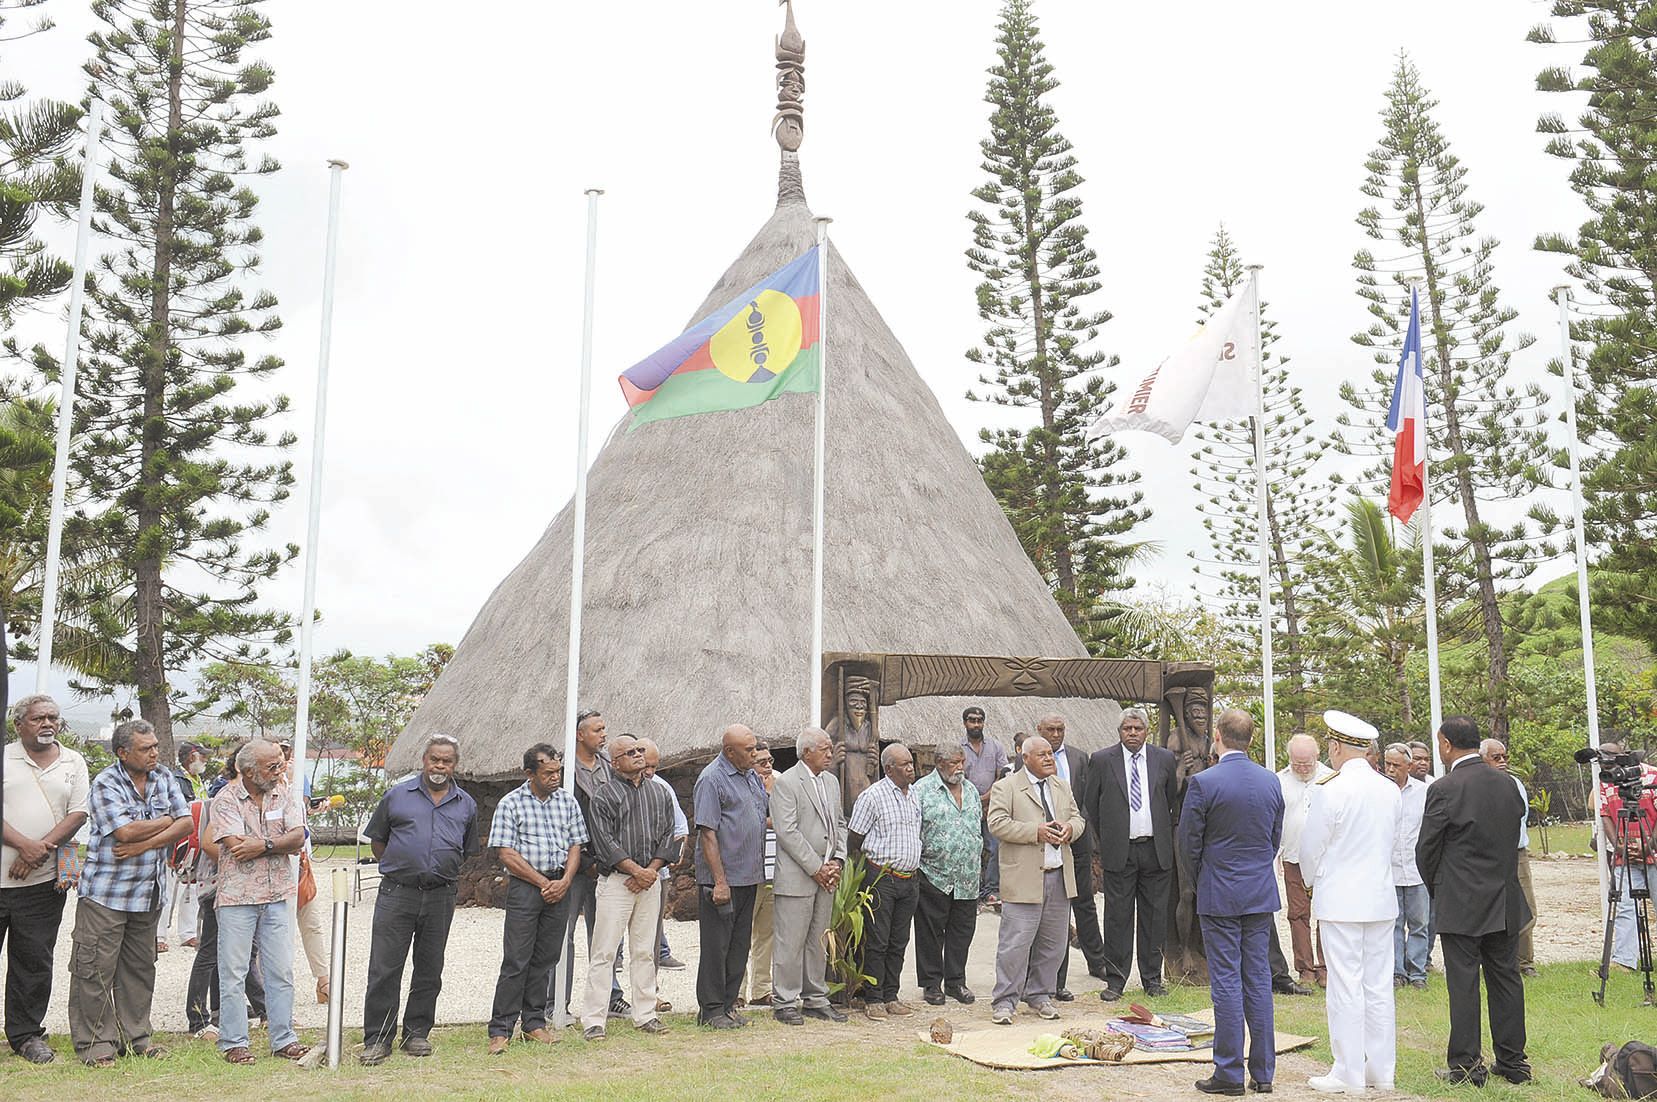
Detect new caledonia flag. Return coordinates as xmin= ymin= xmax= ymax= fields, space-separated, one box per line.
xmin=1386 ymin=286 xmax=1427 ymax=524
xmin=618 ymin=248 xmax=820 ymax=429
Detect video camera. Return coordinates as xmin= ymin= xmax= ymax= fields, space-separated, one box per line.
xmin=1577 ymin=745 xmax=1651 ymax=799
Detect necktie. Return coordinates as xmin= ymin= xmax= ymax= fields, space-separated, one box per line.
xmin=1036 ymin=778 xmax=1055 ymax=819
xmin=1130 ymin=751 xmax=1143 ymax=813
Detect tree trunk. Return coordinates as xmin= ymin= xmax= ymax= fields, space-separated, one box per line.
xmin=1394 ymin=646 xmax=1413 ymax=727
xmin=134 ymin=0 xmax=188 ymax=764
xmin=1411 ymin=188 xmax=1510 ymax=742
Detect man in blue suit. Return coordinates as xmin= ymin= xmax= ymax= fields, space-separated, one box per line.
xmin=1177 ymin=707 xmax=1286 ymax=1096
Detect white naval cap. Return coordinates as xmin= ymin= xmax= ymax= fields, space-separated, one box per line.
xmin=1322 ymin=709 xmax=1379 ymax=748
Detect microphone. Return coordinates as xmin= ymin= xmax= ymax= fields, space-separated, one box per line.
xmin=326 ymin=794 xmax=346 ymax=810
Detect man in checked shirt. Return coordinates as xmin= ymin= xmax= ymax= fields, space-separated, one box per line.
xmin=67 ymin=720 xmax=193 ymax=1067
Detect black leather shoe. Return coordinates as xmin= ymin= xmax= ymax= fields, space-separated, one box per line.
xmin=1493 ymin=1066 xmax=1533 ymax=1084
xmin=1144 ymin=982 xmax=1169 ymax=997
xmin=399 ymin=1036 xmax=432 ymax=1057
xmin=359 ymin=1042 xmax=392 ymax=1066
xmin=773 ymin=1006 xmax=804 ymax=1026
xmin=802 ymin=1005 xmax=849 ymax=1023
xmin=1273 ymin=979 xmax=1313 ymax=996
xmin=923 ymin=988 xmax=946 ymax=1006
xmin=18 ymin=1037 xmax=55 ymax=1065
xmin=1099 ymin=987 xmax=1123 ymax=1002
xmin=1054 ymin=988 xmax=1075 ymax=1002
xmin=1195 ymin=1076 xmax=1245 ymax=1096
xmin=1249 ymin=1081 xmax=1272 ymax=1094
xmin=945 ymin=984 xmax=976 ymax=1005
xmin=1435 ymin=1066 xmax=1488 ymax=1087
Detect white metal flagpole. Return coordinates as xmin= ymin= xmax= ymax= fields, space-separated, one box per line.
xmin=1414 ymin=281 xmax=1445 ymax=775
xmin=1246 ymin=266 xmax=1275 ymax=769
xmin=291 ymin=159 xmax=349 ymax=789
xmin=36 ymin=99 xmax=106 ymax=691
xmin=809 ymin=218 xmax=831 ymax=727
xmin=552 ymin=188 xmax=602 ymax=1031
xmin=1555 ymin=285 xmax=1608 ymax=923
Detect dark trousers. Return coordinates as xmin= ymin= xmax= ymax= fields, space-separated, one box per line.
xmin=1267 ymin=922 xmax=1292 ymax=986
xmin=696 ymin=883 xmax=757 ymax=1020
xmin=186 ymin=896 xmax=265 ymax=1032
xmin=914 ymin=873 xmax=977 ymax=991
xmin=490 ymin=876 xmax=568 ymax=1038
xmin=866 ymin=871 xmax=920 ymax=1003
xmin=1202 ymin=912 xmax=1276 ymax=1087
xmin=0 ymin=881 xmax=67 ymax=1050
xmin=559 ymin=870 xmax=621 ymax=1011
xmin=1101 ymin=838 xmax=1172 ymax=990
xmin=1059 ymin=847 xmax=1108 ymax=987
xmin=1441 ymin=928 xmax=1529 ymax=1077
xmin=362 ymin=880 xmax=456 ymax=1046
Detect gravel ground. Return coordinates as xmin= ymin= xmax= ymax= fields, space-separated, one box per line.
xmin=4 ymin=849 xmax=1611 ymax=1040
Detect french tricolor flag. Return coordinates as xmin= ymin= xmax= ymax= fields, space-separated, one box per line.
xmin=1385 ymin=287 xmax=1427 ymax=524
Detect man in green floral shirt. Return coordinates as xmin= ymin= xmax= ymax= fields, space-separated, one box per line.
xmin=914 ymin=745 xmax=983 ymax=1006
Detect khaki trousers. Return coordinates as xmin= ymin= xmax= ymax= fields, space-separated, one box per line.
xmin=67 ymin=897 xmax=161 ymax=1061
xmin=581 ymin=873 xmax=661 ymax=1030
xmin=747 ymin=882 xmax=775 ymax=1000
xmin=1515 ymin=847 xmax=1536 ymax=969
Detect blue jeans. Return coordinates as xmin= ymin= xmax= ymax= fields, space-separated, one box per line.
xmin=1614 ymin=864 xmax=1650 ymax=968
xmin=981 ymin=830 xmax=1001 ymax=898
xmin=216 ymin=902 xmax=297 ymax=1053
xmin=1394 ymin=884 xmax=1430 ymax=982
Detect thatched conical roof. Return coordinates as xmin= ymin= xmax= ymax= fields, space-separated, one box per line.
xmin=389 ymin=181 xmax=1123 ymax=779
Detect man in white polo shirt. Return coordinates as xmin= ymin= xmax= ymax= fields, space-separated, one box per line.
xmin=1277 ymin=733 xmax=1333 ymax=988
xmin=1 ymin=694 xmax=91 ymax=1064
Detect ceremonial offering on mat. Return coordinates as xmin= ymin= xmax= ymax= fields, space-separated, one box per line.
xmin=1028 ymin=1033 xmax=1075 ymax=1059
xmin=1106 ymin=1020 xmax=1194 ymax=1051
xmin=1060 ymin=1026 xmax=1136 ymax=1063
xmin=930 ymin=1018 xmax=953 ymax=1044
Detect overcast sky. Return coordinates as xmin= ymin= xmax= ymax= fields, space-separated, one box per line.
xmin=6 ymin=0 xmax=1594 ymax=726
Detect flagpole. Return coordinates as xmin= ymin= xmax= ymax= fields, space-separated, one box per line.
xmin=1413 ymin=280 xmax=1445 ymax=775
xmin=1555 ymin=285 xmax=1608 ymax=923
xmin=809 ymin=218 xmax=831 ymax=727
xmin=291 ymin=159 xmax=348 ymax=796
xmin=1245 ymin=266 xmax=1275 ymax=769
xmin=36 ymin=99 xmax=106 ymax=691
xmin=553 ymin=187 xmax=601 ymax=1031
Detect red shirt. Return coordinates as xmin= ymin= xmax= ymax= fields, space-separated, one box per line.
xmin=1600 ymin=780 xmax=1657 ymax=866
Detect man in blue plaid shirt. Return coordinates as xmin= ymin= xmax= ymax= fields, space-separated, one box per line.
xmin=485 ymin=744 xmax=587 ymax=1054
xmin=67 ymin=720 xmax=193 ymax=1066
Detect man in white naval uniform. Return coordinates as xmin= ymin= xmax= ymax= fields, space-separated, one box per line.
xmin=1300 ymin=710 xmax=1403 ymax=1095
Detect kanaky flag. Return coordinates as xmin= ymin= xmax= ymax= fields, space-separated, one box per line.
xmin=1386 ymin=287 xmax=1427 ymax=523
xmin=1085 ymin=282 xmax=1258 ymax=445
xmin=618 ymin=248 xmax=820 ymax=430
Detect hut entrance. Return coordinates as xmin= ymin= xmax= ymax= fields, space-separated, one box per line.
xmin=820 ymin=650 xmax=1218 ymax=985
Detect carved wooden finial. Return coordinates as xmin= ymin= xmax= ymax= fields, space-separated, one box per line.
xmin=773 ymin=0 xmax=805 ymax=154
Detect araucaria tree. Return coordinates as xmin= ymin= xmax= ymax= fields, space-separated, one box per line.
xmin=1533 ymin=3 xmax=1657 ymax=653
xmin=1334 ymin=55 xmax=1551 ymax=741
xmin=22 ymin=0 xmax=295 ymax=759
xmin=1188 ymin=226 xmax=1330 ymax=736
xmin=966 ymin=0 xmax=1146 ymax=642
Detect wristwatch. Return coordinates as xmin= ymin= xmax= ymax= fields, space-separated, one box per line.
xmin=263 ymin=838 xmax=274 ymax=855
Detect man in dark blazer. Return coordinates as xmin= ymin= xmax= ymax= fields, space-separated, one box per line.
xmin=1178 ymin=708 xmax=1284 ymax=1097
xmin=1415 ymin=715 xmax=1531 ymax=1087
xmin=1084 ymin=706 xmax=1181 ymax=1000
xmin=1036 ymin=714 xmax=1108 ymax=996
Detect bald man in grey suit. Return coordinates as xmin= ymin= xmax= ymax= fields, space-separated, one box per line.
xmin=769 ymin=728 xmax=848 ymax=1025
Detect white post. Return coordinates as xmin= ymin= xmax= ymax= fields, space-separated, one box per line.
xmin=808 ymin=219 xmax=831 ymax=726
xmin=1556 ymin=285 xmax=1608 ymax=923
xmin=552 ymin=188 xmax=602 ymax=1030
xmin=36 ymin=100 xmax=106 ymax=691
xmin=291 ymin=159 xmax=348 ymax=782
xmin=1246 ymin=267 xmax=1275 ymax=769
xmin=325 ymin=867 xmax=349 ymax=1068
xmin=1413 ymin=282 xmax=1445 ymax=775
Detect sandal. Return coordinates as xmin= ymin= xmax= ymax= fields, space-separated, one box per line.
xmin=273 ymin=1043 xmax=310 ymax=1060
xmin=83 ymin=1055 xmax=117 ymax=1068
xmin=223 ymin=1046 xmax=256 ymax=1065
xmin=133 ymin=1043 xmax=169 ymax=1059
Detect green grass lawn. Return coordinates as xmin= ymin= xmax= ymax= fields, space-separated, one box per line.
xmin=1534 ymin=820 xmax=1596 ymax=858
xmin=7 ymin=961 xmax=1654 ymax=1100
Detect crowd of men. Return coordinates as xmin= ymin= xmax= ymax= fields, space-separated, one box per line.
xmin=0 ymin=690 xmax=1595 ymax=1090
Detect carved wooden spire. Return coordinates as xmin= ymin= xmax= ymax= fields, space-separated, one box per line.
xmin=774 ymin=0 xmax=807 ymax=203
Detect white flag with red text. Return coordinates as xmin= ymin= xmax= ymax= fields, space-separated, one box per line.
xmin=1086 ymin=283 xmax=1259 ymax=445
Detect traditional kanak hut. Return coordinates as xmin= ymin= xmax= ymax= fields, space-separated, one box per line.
xmin=387 ymin=3 xmax=1123 ymax=904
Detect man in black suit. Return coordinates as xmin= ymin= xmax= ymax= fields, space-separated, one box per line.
xmin=1415 ymin=714 xmax=1531 ymax=1087
xmin=1085 ymin=707 xmax=1181 ymax=1000
xmin=1036 ymin=714 xmax=1109 ymax=998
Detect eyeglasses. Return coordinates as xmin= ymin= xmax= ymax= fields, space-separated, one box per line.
xmin=615 ymin=747 xmax=646 ymax=758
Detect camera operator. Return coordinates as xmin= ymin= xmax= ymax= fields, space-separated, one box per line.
xmin=1597 ymin=742 xmax=1657 ymax=973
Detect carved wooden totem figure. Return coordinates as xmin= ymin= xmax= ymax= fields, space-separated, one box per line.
xmin=1160 ymin=668 xmax=1216 ymax=985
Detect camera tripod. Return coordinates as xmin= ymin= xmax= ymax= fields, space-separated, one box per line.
xmin=1595 ymin=797 xmax=1657 ymax=1007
